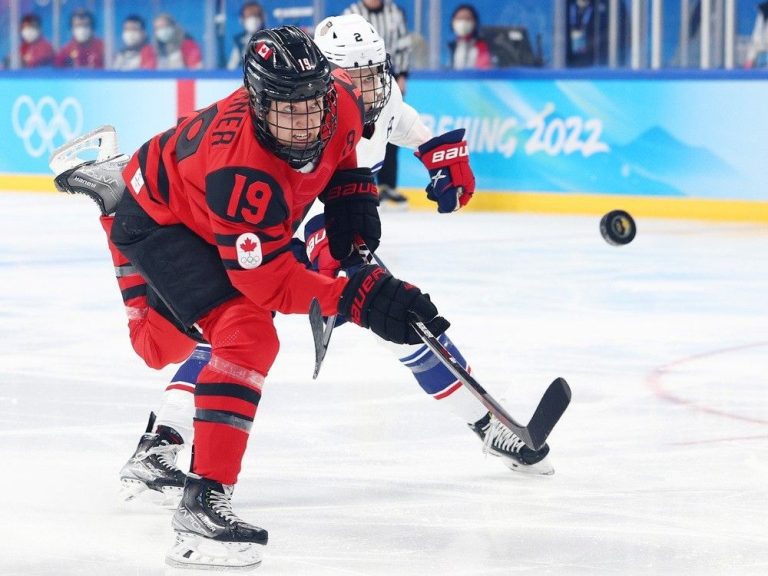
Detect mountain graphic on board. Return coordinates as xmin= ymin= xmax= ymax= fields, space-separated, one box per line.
xmin=495 ymin=124 xmax=742 ymax=198
xmin=615 ymin=126 xmax=737 ymax=182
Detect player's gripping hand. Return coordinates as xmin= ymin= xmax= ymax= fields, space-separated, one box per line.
xmin=414 ymin=128 xmax=475 ymax=214
xmin=304 ymin=214 xmax=340 ymax=278
xmin=339 ymin=265 xmax=450 ymax=345
xmin=322 ymin=168 xmax=381 ymax=262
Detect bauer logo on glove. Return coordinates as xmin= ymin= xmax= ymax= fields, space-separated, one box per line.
xmin=415 ymin=128 xmax=476 ymax=214
xmin=339 ymin=265 xmax=450 ymax=345
xmin=321 ymin=168 xmax=381 ymax=261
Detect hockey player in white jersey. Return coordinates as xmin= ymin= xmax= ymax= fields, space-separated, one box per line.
xmin=307 ymin=13 xmax=553 ymax=472
xmin=314 ymin=14 xmax=464 ymax=209
xmin=316 ymin=17 xmax=428 ymax=177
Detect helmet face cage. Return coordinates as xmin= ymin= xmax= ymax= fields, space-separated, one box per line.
xmin=248 ymin=83 xmax=338 ymax=168
xmin=344 ymin=56 xmax=391 ymax=125
xmin=244 ymin=26 xmax=337 ymax=168
xmin=314 ymin=15 xmax=393 ymax=125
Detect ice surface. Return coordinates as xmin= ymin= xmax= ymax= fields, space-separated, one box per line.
xmin=1 ymin=191 xmax=766 ymax=575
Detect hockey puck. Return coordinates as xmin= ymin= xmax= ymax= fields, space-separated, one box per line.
xmin=600 ymin=210 xmax=636 ymax=246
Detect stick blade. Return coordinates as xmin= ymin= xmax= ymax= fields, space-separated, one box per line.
xmin=524 ymin=377 xmax=572 ymax=449
xmin=309 ymin=298 xmax=325 ymax=379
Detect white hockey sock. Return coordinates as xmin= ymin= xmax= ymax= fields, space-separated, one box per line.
xmin=153 ymin=344 xmax=211 ymax=445
xmin=378 ymin=335 xmax=488 ymax=425
xmin=155 ymin=387 xmax=195 ymax=445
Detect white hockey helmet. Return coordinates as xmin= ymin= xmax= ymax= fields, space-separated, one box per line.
xmin=314 ymin=14 xmax=392 ymax=124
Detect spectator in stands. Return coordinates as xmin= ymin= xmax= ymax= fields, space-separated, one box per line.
xmin=745 ymin=2 xmax=768 ymax=68
xmin=344 ymin=0 xmax=412 ymax=206
xmin=152 ymin=13 xmax=203 ymax=69
xmin=565 ymin=0 xmax=626 ymax=67
xmin=448 ymin=4 xmax=493 ymax=69
xmin=227 ymin=2 xmax=267 ymax=70
xmin=114 ymin=15 xmax=156 ymax=70
xmin=54 ymin=9 xmax=104 ymax=69
xmin=20 ymin=13 xmax=54 ymax=68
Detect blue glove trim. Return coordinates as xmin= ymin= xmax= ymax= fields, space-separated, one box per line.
xmin=417 ymin=128 xmax=466 ymax=155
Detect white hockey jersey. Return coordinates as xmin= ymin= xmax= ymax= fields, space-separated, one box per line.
xmin=354 ymin=81 xmax=432 ymax=174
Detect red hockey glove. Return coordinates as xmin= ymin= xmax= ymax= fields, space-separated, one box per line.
xmin=339 ymin=265 xmax=450 ymax=345
xmin=414 ymin=128 xmax=475 ymax=214
xmin=304 ymin=214 xmax=340 ymax=278
xmin=321 ymin=168 xmax=381 ymax=262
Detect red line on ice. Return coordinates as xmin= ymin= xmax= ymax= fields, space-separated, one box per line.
xmin=646 ymin=341 xmax=768 ymax=426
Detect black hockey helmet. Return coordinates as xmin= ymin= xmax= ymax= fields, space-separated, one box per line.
xmin=243 ymin=26 xmax=337 ymax=168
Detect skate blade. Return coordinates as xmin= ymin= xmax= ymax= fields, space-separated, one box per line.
xmin=120 ymin=478 xmax=183 ymax=507
xmin=160 ymin=486 xmax=184 ymax=509
xmin=166 ymin=532 xmax=263 ymax=571
xmin=378 ymin=200 xmax=409 ymax=212
xmin=49 ymin=125 xmax=120 ymax=175
xmin=498 ymin=454 xmax=555 ymax=476
xmin=119 ymin=477 xmax=149 ymax=502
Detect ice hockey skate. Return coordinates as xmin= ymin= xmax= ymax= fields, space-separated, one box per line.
xmin=49 ymin=125 xmax=129 ymax=216
xmin=166 ymin=474 xmax=268 ymax=570
xmin=377 ymin=184 xmax=409 ymax=210
xmin=470 ymin=412 xmax=555 ymax=475
xmin=119 ymin=412 xmax=187 ymax=507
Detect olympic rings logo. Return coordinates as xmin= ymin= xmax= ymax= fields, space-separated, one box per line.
xmin=11 ymin=95 xmax=84 ymax=158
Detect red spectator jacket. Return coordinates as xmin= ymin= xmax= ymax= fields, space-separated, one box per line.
xmin=21 ymin=38 xmax=54 ymax=68
xmin=114 ymin=44 xmax=157 ymax=70
xmin=450 ymin=38 xmax=493 ymax=70
xmin=54 ymin=38 xmax=105 ymax=68
xmin=156 ymin=38 xmax=202 ymax=69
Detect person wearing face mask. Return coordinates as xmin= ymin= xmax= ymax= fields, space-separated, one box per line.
xmin=114 ymin=15 xmax=157 ymax=70
xmin=20 ymin=13 xmax=54 ymax=68
xmin=227 ymin=2 xmax=267 ymax=70
xmin=54 ymin=9 xmax=104 ymax=69
xmin=448 ymin=4 xmax=492 ymax=70
xmin=152 ymin=13 xmax=203 ymax=70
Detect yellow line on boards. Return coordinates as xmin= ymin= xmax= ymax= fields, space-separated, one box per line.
xmin=2 ymin=177 xmax=767 ymax=223
xmin=0 ymin=174 xmax=56 ymax=192
xmin=401 ymin=189 xmax=768 ymax=223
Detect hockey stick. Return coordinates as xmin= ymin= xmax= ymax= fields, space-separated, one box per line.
xmin=308 ymin=244 xmax=368 ymax=379
xmin=309 ymin=244 xmax=571 ymax=449
xmin=410 ymin=319 xmax=570 ymax=450
xmin=309 ymin=298 xmax=338 ymax=379
xmin=363 ymin=246 xmax=570 ymax=450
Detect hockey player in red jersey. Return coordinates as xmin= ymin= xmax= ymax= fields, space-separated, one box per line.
xmin=54 ymin=15 xmax=552 ymax=527
xmin=53 ymin=26 xmax=448 ymax=569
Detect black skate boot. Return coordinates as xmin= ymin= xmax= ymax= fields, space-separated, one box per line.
xmin=119 ymin=412 xmax=187 ymax=506
xmin=54 ymin=154 xmax=128 ymax=216
xmin=166 ymin=474 xmax=268 ymax=569
xmin=470 ymin=412 xmax=554 ymax=475
xmin=50 ymin=125 xmax=128 ymax=216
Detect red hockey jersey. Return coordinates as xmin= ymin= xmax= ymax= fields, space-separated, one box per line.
xmin=122 ymin=70 xmax=364 ymax=317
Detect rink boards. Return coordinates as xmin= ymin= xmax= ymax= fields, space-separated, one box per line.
xmin=2 ymin=69 xmax=767 ymax=222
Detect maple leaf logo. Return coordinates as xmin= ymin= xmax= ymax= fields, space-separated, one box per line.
xmin=256 ymin=42 xmax=272 ymax=60
xmin=240 ymin=238 xmax=258 ymax=252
